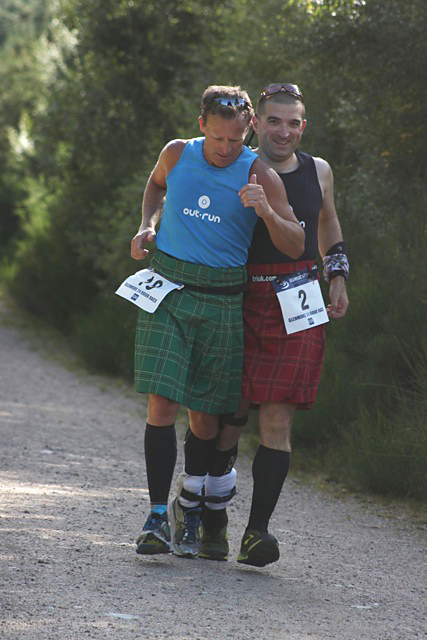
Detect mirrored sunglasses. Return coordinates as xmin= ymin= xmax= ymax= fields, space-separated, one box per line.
xmin=213 ymin=97 xmax=250 ymax=108
xmin=259 ymin=83 xmax=304 ymax=102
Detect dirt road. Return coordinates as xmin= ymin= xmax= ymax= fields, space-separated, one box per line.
xmin=0 ymin=299 xmax=425 ymax=639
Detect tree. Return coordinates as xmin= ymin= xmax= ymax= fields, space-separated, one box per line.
xmin=0 ymin=0 xmax=51 ymax=253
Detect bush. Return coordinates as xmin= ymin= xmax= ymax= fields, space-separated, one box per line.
xmin=70 ymin=292 xmax=137 ymax=378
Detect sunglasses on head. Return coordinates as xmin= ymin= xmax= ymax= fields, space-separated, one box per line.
xmin=213 ymin=97 xmax=250 ymax=108
xmin=259 ymin=83 xmax=304 ymax=102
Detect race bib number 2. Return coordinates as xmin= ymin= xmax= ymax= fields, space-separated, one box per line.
xmin=115 ymin=269 xmax=183 ymax=313
xmin=272 ymin=270 xmax=329 ymax=335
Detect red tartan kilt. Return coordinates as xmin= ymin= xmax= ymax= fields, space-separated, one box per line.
xmin=242 ymin=261 xmax=326 ymax=409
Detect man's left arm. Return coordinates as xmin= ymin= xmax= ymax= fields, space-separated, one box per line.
xmin=316 ymin=157 xmax=349 ymax=319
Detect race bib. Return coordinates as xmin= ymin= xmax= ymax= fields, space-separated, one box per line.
xmin=115 ymin=269 xmax=183 ymax=313
xmin=272 ymin=270 xmax=329 ymax=334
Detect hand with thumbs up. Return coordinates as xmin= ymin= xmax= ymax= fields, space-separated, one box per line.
xmin=239 ymin=173 xmax=270 ymax=219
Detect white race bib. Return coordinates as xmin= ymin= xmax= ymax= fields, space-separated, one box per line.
xmin=115 ymin=269 xmax=183 ymax=313
xmin=272 ymin=270 xmax=329 ymax=335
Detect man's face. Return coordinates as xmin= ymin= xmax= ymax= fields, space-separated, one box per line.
xmin=199 ymin=113 xmax=250 ymax=167
xmin=253 ymin=100 xmax=306 ymax=163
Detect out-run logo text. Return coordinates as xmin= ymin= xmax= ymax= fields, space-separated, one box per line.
xmin=181 ymin=194 xmax=220 ymax=224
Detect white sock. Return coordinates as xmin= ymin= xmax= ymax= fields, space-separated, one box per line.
xmin=179 ymin=473 xmax=206 ymax=508
xmin=204 ymin=468 xmax=237 ymax=510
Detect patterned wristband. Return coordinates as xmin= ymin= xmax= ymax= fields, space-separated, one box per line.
xmin=323 ymin=254 xmax=349 ymax=283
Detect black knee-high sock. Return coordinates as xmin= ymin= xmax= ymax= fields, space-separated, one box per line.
xmin=209 ymin=445 xmax=238 ymax=476
xmin=184 ymin=431 xmax=217 ymax=476
xmin=247 ymin=445 xmax=290 ymax=533
xmin=144 ymin=423 xmax=177 ymax=504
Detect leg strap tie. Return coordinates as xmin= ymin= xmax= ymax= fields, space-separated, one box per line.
xmin=180 ymin=486 xmax=236 ymax=504
xmin=219 ymin=413 xmax=249 ymax=428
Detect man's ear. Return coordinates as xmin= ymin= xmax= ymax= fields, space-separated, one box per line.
xmin=252 ymin=115 xmax=259 ymax=134
xmin=198 ymin=115 xmax=205 ymax=133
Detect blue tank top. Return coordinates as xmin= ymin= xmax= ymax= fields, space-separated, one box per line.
xmin=156 ymin=137 xmax=258 ymax=267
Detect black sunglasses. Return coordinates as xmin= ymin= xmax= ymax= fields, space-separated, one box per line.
xmin=259 ymin=83 xmax=304 ymax=102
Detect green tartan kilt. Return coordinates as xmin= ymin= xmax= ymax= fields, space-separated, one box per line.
xmin=134 ymin=251 xmax=247 ymax=414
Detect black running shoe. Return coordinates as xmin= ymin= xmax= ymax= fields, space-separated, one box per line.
xmin=136 ymin=513 xmax=171 ymax=555
xmin=199 ymin=523 xmax=229 ymax=561
xmin=237 ymin=529 xmax=279 ymax=567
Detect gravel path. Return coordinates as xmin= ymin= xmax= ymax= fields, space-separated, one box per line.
xmin=0 ymin=298 xmax=426 ymax=640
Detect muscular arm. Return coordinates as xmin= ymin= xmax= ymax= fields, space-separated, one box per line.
xmin=315 ymin=157 xmax=349 ymax=319
xmin=316 ymin=158 xmax=343 ymax=258
xmin=131 ymin=139 xmax=186 ymax=260
xmin=239 ymin=158 xmax=305 ymax=259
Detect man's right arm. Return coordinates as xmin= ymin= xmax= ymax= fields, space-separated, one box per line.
xmin=131 ymin=140 xmax=186 ymax=260
xmin=240 ymin=158 xmax=305 ymax=259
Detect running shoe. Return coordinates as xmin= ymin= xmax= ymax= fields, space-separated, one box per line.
xmin=237 ymin=529 xmax=280 ymax=567
xmin=199 ymin=523 xmax=229 ymax=561
xmin=135 ymin=512 xmax=171 ymax=555
xmin=168 ymin=497 xmax=202 ymax=558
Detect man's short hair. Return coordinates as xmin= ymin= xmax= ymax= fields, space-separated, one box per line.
xmin=201 ymin=85 xmax=254 ymax=125
xmin=257 ymin=91 xmax=305 ymax=117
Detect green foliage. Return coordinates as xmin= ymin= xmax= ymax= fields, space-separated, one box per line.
xmin=211 ymin=0 xmax=310 ymax=88
xmin=0 ymin=142 xmax=27 ymax=253
xmin=10 ymin=223 xmax=98 ymax=330
xmin=70 ymin=293 xmax=136 ymax=377
xmin=337 ymin=349 xmax=427 ymax=500
xmin=0 ymin=0 xmax=52 ymax=255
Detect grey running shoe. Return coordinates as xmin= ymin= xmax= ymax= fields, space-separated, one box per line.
xmin=168 ymin=497 xmax=202 ymax=558
xmin=136 ymin=512 xmax=171 ymax=555
xmin=237 ymin=529 xmax=280 ymax=567
xmin=199 ymin=523 xmax=229 ymax=561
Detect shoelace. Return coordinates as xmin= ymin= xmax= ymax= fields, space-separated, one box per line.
xmin=184 ymin=510 xmax=201 ymax=537
xmin=145 ymin=513 xmax=164 ymax=530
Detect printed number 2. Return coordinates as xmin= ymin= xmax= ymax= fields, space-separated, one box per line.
xmin=299 ymin=289 xmax=309 ymax=310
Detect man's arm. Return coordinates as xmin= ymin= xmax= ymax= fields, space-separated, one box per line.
xmin=315 ymin=157 xmax=349 ymax=319
xmin=131 ymin=139 xmax=186 ymax=260
xmin=239 ymin=158 xmax=305 ymax=259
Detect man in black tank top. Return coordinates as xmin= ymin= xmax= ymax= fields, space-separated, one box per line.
xmin=200 ymin=84 xmax=349 ymax=566
xmin=129 ymin=85 xmax=304 ymax=561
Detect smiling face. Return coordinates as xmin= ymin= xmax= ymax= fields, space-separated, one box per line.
xmin=198 ymin=113 xmax=250 ymax=167
xmin=253 ymin=98 xmax=307 ymax=169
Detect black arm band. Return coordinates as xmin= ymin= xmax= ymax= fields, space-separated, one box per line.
xmin=328 ymin=270 xmax=346 ymax=281
xmin=326 ymin=241 xmax=347 ymax=257
xmin=323 ymin=241 xmax=349 ymax=283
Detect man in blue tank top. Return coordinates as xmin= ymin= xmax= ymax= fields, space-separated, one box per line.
xmin=201 ymin=84 xmax=349 ymax=566
xmin=130 ymin=85 xmax=304 ymax=559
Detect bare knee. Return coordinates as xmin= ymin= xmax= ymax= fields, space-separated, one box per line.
xmin=188 ymin=410 xmax=219 ymax=440
xmin=147 ymin=394 xmax=180 ymax=425
xmin=217 ymin=424 xmax=242 ymax=450
xmin=217 ymin=399 xmax=249 ymax=449
xmin=259 ymin=403 xmax=295 ymax=452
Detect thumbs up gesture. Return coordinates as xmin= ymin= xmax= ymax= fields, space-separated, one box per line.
xmin=239 ymin=173 xmax=270 ymax=218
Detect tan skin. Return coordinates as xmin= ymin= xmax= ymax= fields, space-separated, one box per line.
xmin=219 ymin=98 xmax=349 ymax=452
xmin=131 ymin=111 xmax=305 ymax=441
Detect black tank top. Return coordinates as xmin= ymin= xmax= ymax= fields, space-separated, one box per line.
xmin=248 ymin=150 xmax=323 ymax=264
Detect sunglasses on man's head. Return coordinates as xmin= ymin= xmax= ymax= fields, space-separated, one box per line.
xmin=213 ymin=97 xmax=250 ymax=108
xmin=259 ymin=83 xmax=304 ymax=102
